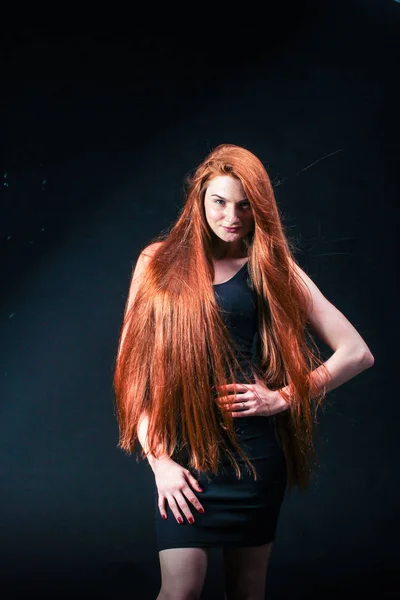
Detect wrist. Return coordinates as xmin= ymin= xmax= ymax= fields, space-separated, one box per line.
xmin=147 ymin=454 xmax=172 ymax=473
xmin=275 ymin=389 xmax=290 ymax=413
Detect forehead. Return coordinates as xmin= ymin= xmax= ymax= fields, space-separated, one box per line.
xmin=205 ymin=175 xmax=246 ymax=200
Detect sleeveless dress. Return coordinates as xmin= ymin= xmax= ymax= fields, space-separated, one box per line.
xmin=154 ymin=261 xmax=287 ymax=550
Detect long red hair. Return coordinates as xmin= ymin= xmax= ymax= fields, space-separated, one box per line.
xmin=113 ymin=143 xmax=329 ymax=492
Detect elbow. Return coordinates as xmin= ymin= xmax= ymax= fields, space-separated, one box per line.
xmin=360 ymin=348 xmax=375 ymax=369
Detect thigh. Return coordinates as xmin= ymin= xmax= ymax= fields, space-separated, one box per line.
xmin=159 ymin=547 xmax=209 ymax=598
xmin=222 ymin=542 xmax=274 ymax=600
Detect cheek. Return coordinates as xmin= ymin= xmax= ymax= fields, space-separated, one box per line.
xmin=206 ymin=206 xmax=221 ymax=222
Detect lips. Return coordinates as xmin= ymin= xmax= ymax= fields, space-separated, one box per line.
xmin=223 ymin=226 xmax=240 ymax=232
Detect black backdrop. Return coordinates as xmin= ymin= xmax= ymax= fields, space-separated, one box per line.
xmin=1 ymin=1 xmax=399 ymax=598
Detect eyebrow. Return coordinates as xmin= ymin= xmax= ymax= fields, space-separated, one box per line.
xmin=211 ymin=194 xmax=249 ymax=203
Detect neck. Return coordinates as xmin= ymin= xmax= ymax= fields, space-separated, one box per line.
xmin=211 ymin=239 xmax=247 ymax=260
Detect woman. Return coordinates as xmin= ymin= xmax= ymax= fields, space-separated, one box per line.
xmin=113 ymin=144 xmax=374 ymax=600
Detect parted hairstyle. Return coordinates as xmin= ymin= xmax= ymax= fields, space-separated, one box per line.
xmin=113 ymin=143 xmax=330 ymax=492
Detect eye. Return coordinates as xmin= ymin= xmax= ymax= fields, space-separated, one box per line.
xmin=214 ymin=199 xmax=251 ymax=209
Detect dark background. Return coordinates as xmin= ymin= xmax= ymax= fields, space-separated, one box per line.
xmin=1 ymin=1 xmax=399 ymax=598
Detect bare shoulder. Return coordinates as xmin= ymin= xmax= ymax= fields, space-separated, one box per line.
xmin=289 ymin=257 xmax=338 ymax=326
xmin=124 ymin=241 xmax=164 ymax=316
xmin=288 ymin=258 xmax=316 ymax=313
xmin=140 ymin=240 xmax=164 ymax=261
xmin=133 ymin=240 xmax=164 ymax=273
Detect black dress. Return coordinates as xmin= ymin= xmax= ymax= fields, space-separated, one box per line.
xmin=154 ymin=261 xmax=287 ymax=551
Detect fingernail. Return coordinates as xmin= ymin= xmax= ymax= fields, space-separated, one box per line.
xmin=162 ymin=514 xmax=167 ymax=520
xmin=188 ymin=517 xmax=194 ymax=524
xmin=198 ymin=508 xmax=205 ymax=514
xmin=198 ymin=487 xmax=203 ymax=492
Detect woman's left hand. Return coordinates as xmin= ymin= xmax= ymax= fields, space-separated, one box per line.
xmin=215 ymin=372 xmax=290 ymax=417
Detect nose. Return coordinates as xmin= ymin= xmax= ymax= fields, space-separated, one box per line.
xmin=224 ymin=205 xmax=241 ymax=226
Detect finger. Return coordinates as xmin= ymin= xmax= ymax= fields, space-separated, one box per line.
xmin=184 ymin=472 xmax=205 ymax=512
xmin=158 ymin=496 xmax=167 ymax=520
xmin=231 ymin=409 xmax=249 ymax=417
xmin=183 ymin=487 xmax=205 ymax=514
xmin=221 ymin=399 xmax=246 ymax=408
xmin=218 ymin=393 xmax=245 ymax=404
xmin=186 ymin=473 xmax=203 ymax=493
xmin=217 ymin=383 xmax=248 ymax=394
xmin=172 ymin=490 xmax=197 ymax=524
xmin=217 ymin=395 xmax=229 ymax=404
xmin=217 ymin=399 xmax=234 ymax=410
xmin=219 ymin=387 xmax=251 ymax=400
xmin=165 ymin=492 xmax=186 ymax=524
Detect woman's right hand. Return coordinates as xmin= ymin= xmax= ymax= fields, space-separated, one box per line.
xmin=152 ymin=457 xmax=205 ymax=524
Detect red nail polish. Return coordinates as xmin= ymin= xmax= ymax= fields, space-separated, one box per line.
xmin=162 ymin=514 xmax=167 ymax=520
xmin=188 ymin=517 xmax=194 ymax=524
xmin=198 ymin=508 xmax=205 ymax=514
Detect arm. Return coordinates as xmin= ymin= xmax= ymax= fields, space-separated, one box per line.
xmin=137 ymin=412 xmax=172 ymax=473
xmin=279 ymin=261 xmax=375 ymax=402
xmin=116 ymin=241 xmax=163 ymax=362
xmin=117 ymin=241 xmax=170 ymax=470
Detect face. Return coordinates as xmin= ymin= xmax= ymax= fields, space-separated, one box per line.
xmin=203 ymin=175 xmax=254 ymax=253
